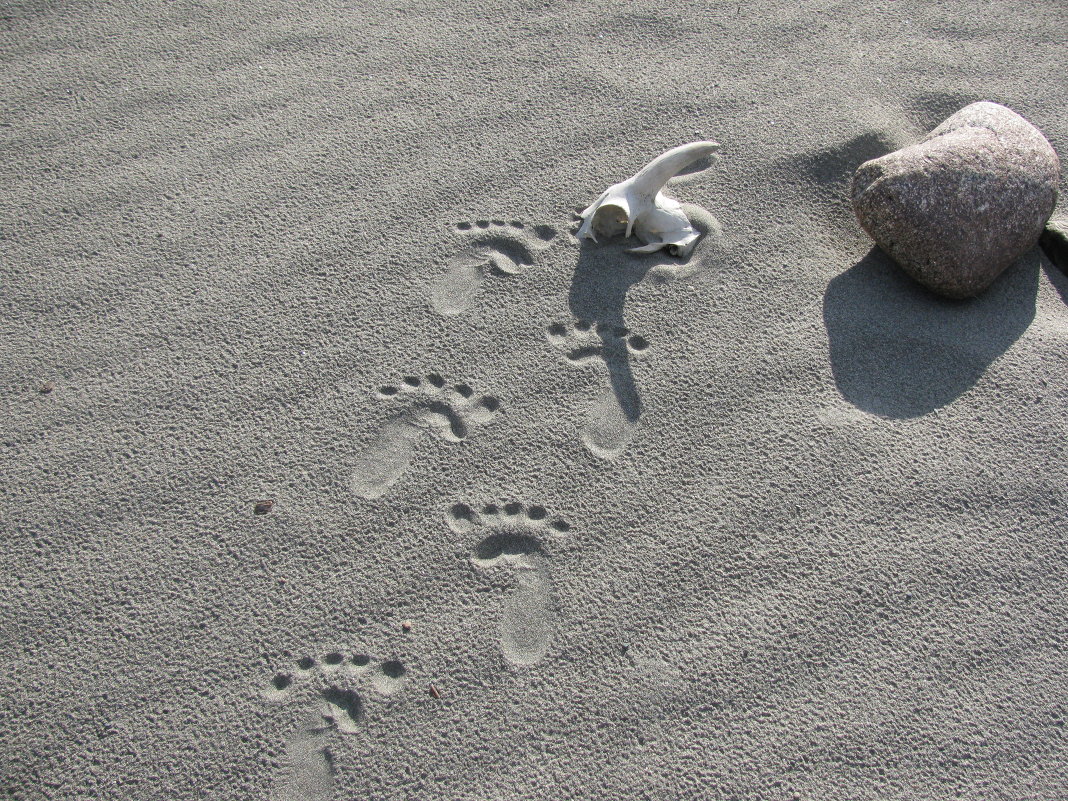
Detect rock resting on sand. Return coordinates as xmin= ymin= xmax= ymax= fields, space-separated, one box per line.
xmin=851 ymin=101 xmax=1060 ymax=299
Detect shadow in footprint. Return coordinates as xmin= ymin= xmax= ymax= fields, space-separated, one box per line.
xmin=320 ymin=686 xmax=363 ymax=733
xmin=823 ymin=247 xmax=1039 ymax=418
xmin=473 ymin=531 xmax=547 ymax=564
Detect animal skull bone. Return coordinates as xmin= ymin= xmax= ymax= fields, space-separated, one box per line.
xmin=576 ymin=140 xmax=720 ymax=257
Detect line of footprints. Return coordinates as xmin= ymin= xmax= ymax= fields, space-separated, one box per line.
xmin=266 ymin=502 xmax=572 ymax=799
xmin=349 ymin=219 xmax=655 ymax=499
xmin=449 ymin=501 xmax=572 ymax=668
xmin=270 ymin=218 xmax=655 ymax=796
xmin=546 ymin=318 xmax=650 ymax=364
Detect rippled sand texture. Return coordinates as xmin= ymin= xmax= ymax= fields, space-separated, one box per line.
xmin=2 ymin=2 xmax=1066 ymax=799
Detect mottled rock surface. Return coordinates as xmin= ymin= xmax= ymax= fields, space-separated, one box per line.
xmin=852 ymin=102 xmax=1060 ymax=298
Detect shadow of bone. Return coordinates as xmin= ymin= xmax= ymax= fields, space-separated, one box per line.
xmin=566 ymin=230 xmax=705 ymax=424
xmin=823 ymin=247 xmax=1039 ymax=418
xmin=566 ymin=238 xmax=653 ymax=424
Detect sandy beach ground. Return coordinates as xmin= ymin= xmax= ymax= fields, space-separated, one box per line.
xmin=2 ymin=1 xmax=1066 ymax=798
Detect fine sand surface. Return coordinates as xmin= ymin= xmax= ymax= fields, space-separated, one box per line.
xmin=2 ymin=2 xmax=1067 ymax=799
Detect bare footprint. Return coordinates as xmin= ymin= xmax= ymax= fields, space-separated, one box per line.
xmin=269 ymin=683 xmax=354 ymax=801
xmin=449 ymin=502 xmax=571 ymax=667
xmin=350 ymin=374 xmax=501 ymax=499
xmin=267 ymin=650 xmax=408 ymax=708
xmin=272 ymin=722 xmax=336 ymax=801
xmin=546 ymin=318 xmax=650 ymax=459
xmin=430 ymin=220 xmax=557 ymax=315
xmin=265 ymin=651 xmax=408 ymax=800
xmin=581 ymin=389 xmax=637 ymax=460
xmin=348 ymin=419 xmax=423 ymax=502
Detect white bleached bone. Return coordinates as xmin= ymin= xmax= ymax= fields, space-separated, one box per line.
xmin=577 ymin=141 xmax=720 ymax=257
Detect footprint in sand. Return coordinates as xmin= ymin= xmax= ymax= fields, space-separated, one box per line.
xmin=430 ymin=220 xmax=557 ymax=315
xmin=448 ymin=502 xmax=571 ymax=667
xmin=265 ymin=651 xmax=408 ymax=801
xmin=546 ymin=318 xmax=650 ymax=459
xmin=350 ymin=374 xmax=501 ymax=499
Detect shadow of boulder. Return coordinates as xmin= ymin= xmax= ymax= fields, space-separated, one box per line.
xmin=774 ymin=131 xmax=902 ymax=235
xmin=823 ymin=247 xmax=1039 ymax=418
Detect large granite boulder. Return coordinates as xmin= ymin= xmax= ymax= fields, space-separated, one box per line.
xmin=852 ymin=102 xmax=1060 ymax=299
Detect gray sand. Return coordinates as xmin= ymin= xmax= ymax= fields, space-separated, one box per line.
xmin=2 ymin=2 xmax=1066 ymax=799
